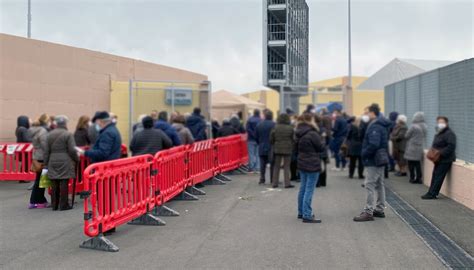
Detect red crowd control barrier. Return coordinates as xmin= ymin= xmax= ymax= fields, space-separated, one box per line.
xmin=153 ymin=146 xmax=188 ymax=204
xmin=81 ymin=135 xmax=248 ymax=252
xmin=240 ymin=134 xmax=249 ymax=167
xmin=0 ymin=143 xmax=35 ymax=181
xmin=188 ymin=140 xmax=215 ymax=186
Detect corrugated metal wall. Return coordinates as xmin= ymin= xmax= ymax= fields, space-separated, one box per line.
xmin=384 ymin=59 xmax=474 ymax=163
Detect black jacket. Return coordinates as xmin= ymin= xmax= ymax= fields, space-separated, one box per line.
xmin=295 ymin=123 xmax=324 ymax=172
xmin=255 ymin=119 xmax=275 ymax=156
xmin=361 ymin=117 xmax=390 ymax=167
xmin=432 ymin=127 xmax=456 ymax=163
xmin=346 ymin=124 xmax=362 ymax=157
xmin=16 ymin=116 xmax=31 ymax=143
xmin=217 ymin=123 xmax=238 ymax=138
xmin=74 ymin=128 xmax=91 ymax=147
xmin=186 ymin=113 xmax=207 ymax=141
xmin=130 ymin=128 xmax=172 ymax=156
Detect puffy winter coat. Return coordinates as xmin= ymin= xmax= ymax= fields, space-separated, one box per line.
xmin=155 ymin=120 xmax=182 ymax=146
xmin=404 ymin=112 xmax=427 ymax=161
xmin=431 ymin=127 xmax=456 ymax=163
xmin=186 ymin=113 xmax=207 ymax=141
xmin=44 ymin=127 xmax=78 ymax=179
xmin=295 ymin=122 xmax=323 ymax=172
xmin=361 ymin=117 xmax=391 ymax=167
xmin=85 ymin=123 xmax=122 ymax=163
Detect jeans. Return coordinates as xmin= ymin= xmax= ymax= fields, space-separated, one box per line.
xmin=428 ymin=162 xmax=452 ymax=196
xmin=259 ymin=155 xmax=274 ymax=184
xmin=407 ymin=160 xmax=422 ymax=181
xmin=364 ymin=166 xmax=386 ymax=215
xmin=247 ymin=141 xmax=260 ymax=172
xmin=298 ymin=171 xmax=320 ymax=219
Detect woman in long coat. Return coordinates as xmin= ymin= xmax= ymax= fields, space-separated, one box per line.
xmin=390 ymin=115 xmax=408 ymax=176
xmin=404 ymin=112 xmax=427 ymax=184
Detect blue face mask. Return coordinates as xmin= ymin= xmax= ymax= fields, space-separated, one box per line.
xmin=95 ymin=123 xmax=101 ymax=132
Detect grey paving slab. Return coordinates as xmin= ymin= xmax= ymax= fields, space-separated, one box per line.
xmin=0 ymin=171 xmax=446 ymax=269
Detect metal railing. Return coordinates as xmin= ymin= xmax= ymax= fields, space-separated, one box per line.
xmin=268 ymin=23 xmax=286 ymax=41
xmin=268 ymin=0 xmax=286 ymax=5
xmin=268 ymin=62 xmax=286 ymax=80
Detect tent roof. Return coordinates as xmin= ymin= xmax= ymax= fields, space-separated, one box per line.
xmin=358 ymin=58 xmax=455 ymax=90
xmin=212 ymin=90 xmax=265 ymax=108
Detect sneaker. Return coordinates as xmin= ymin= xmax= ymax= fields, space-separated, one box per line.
xmin=421 ymin=193 xmax=437 ymax=200
xmin=36 ymin=203 xmax=48 ymax=209
xmin=28 ymin=203 xmax=37 ymax=209
xmin=373 ymin=210 xmax=385 ymax=218
xmin=302 ymin=218 xmax=322 ymax=223
xmin=353 ymin=212 xmax=374 ymax=222
xmin=298 ymin=214 xmax=314 ymax=219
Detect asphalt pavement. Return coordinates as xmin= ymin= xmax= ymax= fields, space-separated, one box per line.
xmin=0 ymin=169 xmax=453 ymax=269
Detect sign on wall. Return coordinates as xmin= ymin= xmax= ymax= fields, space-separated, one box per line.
xmin=165 ymin=88 xmax=193 ymax=105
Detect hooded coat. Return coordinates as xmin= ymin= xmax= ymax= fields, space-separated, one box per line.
xmin=172 ymin=123 xmax=195 ymax=145
xmin=186 ymin=113 xmax=207 ymax=141
xmin=29 ymin=125 xmax=49 ymax=161
xmin=295 ymin=122 xmax=323 ymax=172
xmin=217 ymin=121 xmax=238 ymax=137
xmin=390 ymin=122 xmax=408 ymax=161
xmin=361 ymin=116 xmax=391 ymax=167
xmin=404 ymin=112 xmax=427 ymax=161
xmin=16 ymin=116 xmax=31 ymax=143
xmin=230 ymin=117 xmax=245 ymax=134
xmin=44 ymin=127 xmax=79 ymax=179
xmin=270 ymin=114 xmax=294 ymax=155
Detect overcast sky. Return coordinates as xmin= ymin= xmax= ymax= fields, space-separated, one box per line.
xmin=1 ymin=0 xmax=473 ymax=93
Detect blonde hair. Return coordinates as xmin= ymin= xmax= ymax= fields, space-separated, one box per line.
xmin=33 ymin=113 xmax=49 ymax=126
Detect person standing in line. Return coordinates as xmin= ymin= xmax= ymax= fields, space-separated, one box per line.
xmin=295 ymin=113 xmax=324 ymax=223
xmin=28 ymin=114 xmax=50 ymax=209
xmin=44 ymin=116 xmax=78 ymax=211
xmin=331 ymin=109 xmax=348 ymax=171
xmin=154 ymin=111 xmax=182 ymax=146
xmin=388 ymin=112 xmax=399 ymax=172
xmin=186 ymin=107 xmax=207 ymax=141
xmin=390 ymin=115 xmax=408 ymax=177
xmin=354 ymin=104 xmax=390 ymax=222
xmin=88 ymin=111 xmax=100 ymax=146
xmin=74 ymin=115 xmax=91 ymax=147
xmin=346 ymin=117 xmax=364 ymax=179
xmin=255 ymin=110 xmax=275 ymax=184
xmin=130 ymin=116 xmax=172 ymax=156
xmin=314 ymin=114 xmax=329 ymax=187
xmin=422 ymin=116 xmax=457 ymax=200
xmin=211 ymin=119 xmax=220 ymax=139
xmin=246 ymin=109 xmax=262 ymax=174
xmin=15 ymin=116 xmax=32 ymax=182
xmin=404 ymin=112 xmax=427 ymax=184
xmin=172 ymin=115 xmax=195 ymax=145
xmin=217 ymin=119 xmax=238 ymax=137
xmin=270 ymin=113 xmax=295 ymax=189
xmin=230 ymin=115 xmax=245 ymax=134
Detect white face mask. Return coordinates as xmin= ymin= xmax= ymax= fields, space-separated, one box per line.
xmin=361 ymin=115 xmax=370 ymax=123
xmin=437 ymin=123 xmax=447 ymax=130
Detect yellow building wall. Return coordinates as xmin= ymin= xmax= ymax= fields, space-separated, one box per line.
xmin=352 ymin=90 xmax=385 ymax=116
xmin=111 ymin=80 xmax=205 ymax=144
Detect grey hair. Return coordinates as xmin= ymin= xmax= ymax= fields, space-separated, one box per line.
xmin=397 ymin=114 xmax=407 ymax=123
xmin=55 ymin=115 xmax=69 ymax=127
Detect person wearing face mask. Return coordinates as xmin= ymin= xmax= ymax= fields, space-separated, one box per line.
xmin=422 ymin=116 xmax=457 ymax=200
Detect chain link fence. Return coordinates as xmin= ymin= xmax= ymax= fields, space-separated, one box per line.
xmin=385 ymin=58 xmax=474 ymax=163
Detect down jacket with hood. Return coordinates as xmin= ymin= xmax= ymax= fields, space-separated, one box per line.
xmin=172 ymin=123 xmax=195 ymax=145
xmin=295 ymin=122 xmax=324 ymax=172
xmin=186 ymin=113 xmax=207 ymax=141
xmin=29 ymin=125 xmax=49 ymax=161
xmin=404 ymin=112 xmax=427 ymax=161
xmin=270 ymin=114 xmax=294 ymax=155
xmin=16 ymin=116 xmax=31 ymax=143
xmin=361 ymin=116 xmax=391 ymax=167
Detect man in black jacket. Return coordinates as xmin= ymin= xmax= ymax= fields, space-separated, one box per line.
xmin=217 ymin=119 xmax=238 ymax=137
xmin=255 ymin=110 xmax=275 ymax=184
xmin=130 ymin=116 xmax=172 ymax=156
xmin=422 ymin=116 xmax=457 ymax=200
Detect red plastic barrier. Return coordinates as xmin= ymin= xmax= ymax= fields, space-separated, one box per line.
xmin=153 ymin=146 xmax=188 ymax=204
xmin=240 ymin=134 xmax=249 ymax=166
xmin=82 ymin=154 xmax=154 ymax=238
xmin=0 ymin=143 xmax=35 ymax=181
xmin=188 ymin=140 xmax=216 ymax=186
xmin=215 ymin=135 xmax=243 ymax=174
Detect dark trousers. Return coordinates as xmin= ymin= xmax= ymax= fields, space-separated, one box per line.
xmin=51 ymin=179 xmax=70 ymax=210
xmin=349 ymin=156 xmax=364 ymax=178
xmin=272 ymin=154 xmax=291 ymax=187
xmin=259 ymin=155 xmax=274 ymax=184
xmin=29 ymin=169 xmax=47 ymax=204
xmin=317 ymin=162 xmax=327 ymax=187
xmin=290 ymin=159 xmax=298 ymax=180
xmin=428 ymin=162 xmax=452 ymax=196
xmin=408 ymin=160 xmax=422 ymax=181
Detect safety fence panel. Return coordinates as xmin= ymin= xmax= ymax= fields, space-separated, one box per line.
xmin=420 ymin=70 xmax=439 ymax=147
xmin=0 ymin=143 xmax=35 ymax=181
xmin=394 ymin=81 xmax=407 ymax=115
xmin=188 ymin=140 xmax=216 ymax=186
xmin=215 ymin=135 xmax=243 ymax=174
xmin=240 ymin=134 xmax=249 ymax=166
xmin=153 ymin=146 xmax=188 ymax=204
xmin=405 ymin=76 xmax=421 ymax=119
xmin=439 ymin=60 xmax=474 ymax=163
xmin=83 ymin=154 xmax=154 ymax=238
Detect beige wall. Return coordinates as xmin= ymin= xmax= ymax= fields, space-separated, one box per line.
xmin=423 ymin=156 xmax=474 ymax=210
xmin=0 ymin=34 xmax=207 ymax=141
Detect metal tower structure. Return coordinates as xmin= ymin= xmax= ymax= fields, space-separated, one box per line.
xmin=263 ymin=0 xmax=309 ymax=113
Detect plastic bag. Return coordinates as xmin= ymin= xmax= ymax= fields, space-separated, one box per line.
xmin=39 ymin=169 xmax=52 ymax=188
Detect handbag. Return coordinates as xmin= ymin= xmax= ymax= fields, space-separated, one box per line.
xmin=427 ymin=148 xmax=441 ymax=163
xmin=39 ymin=169 xmax=52 ymax=188
xmin=30 ymin=159 xmax=43 ymax=173
xmin=375 ymin=148 xmax=389 ymax=167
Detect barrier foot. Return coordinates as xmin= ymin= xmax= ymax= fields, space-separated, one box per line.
xmin=216 ymin=174 xmax=232 ymax=182
xmin=204 ymin=177 xmax=226 ymax=185
xmin=240 ymin=165 xmax=250 ymax=171
xmin=174 ymin=191 xmax=199 ymax=201
xmin=237 ymin=167 xmax=249 ymax=174
xmin=154 ymin=205 xmax=180 ymax=217
xmin=79 ymin=234 xmax=119 ymax=252
xmin=186 ymin=186 xmax=206 ymax=196
xmin=128 ymin=213 xmax=166 ymax=226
